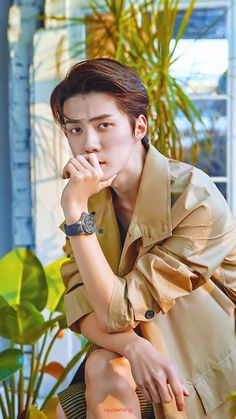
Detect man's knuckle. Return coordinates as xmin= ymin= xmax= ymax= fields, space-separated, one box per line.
xmin=174 ymin=388 xmax=183 ymax=396
xmin=154 ymin=370 xmax=165 ymax=382
xmin=166 ymin=364 xmax=176 ymax=375
xmin=163 ymin=396 xmax=172 ymax=403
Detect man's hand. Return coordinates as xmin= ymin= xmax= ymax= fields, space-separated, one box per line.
xmin=123 ymin=337 xmax=190 ymax=411
xmin=61 ymin=153 xmax=116 ymax=223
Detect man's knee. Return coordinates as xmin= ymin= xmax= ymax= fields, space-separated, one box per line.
xmin=85 ymin=348 xmax=136 ymax=401
xmin=56 ymin=402 xmax=67 ymax=419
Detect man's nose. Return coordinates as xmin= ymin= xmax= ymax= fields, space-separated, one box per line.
xmin=84 ymin=128 xmax=101 ymax=153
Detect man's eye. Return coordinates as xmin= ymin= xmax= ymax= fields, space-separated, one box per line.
xmin=99 ymin=122 xmax=112 ymax=129
xmin=70 ymin=127 xmax=81 ymax=134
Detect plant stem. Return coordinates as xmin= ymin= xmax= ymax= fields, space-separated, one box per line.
xmin=0 ymin=393 xmax=8 ymax=419
xmin=18 ymin=362 xmax=24 ymax=416
xmin=30 ymin=328 xmax=49 ymax=405
xmin=3 ymin=379 xmax=14 ymax=418
xmin=24 ymin=344 xmax=35 ymax=417
xmin=9 ymin=342 xmax=16 ymax=417
xmin=10 ymin=374 xmax=16 ymax=418
xmin=32 ymin=327 xmax=60 ymax=404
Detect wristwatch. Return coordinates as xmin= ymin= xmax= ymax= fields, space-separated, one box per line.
xmin=64 ymin=212 xmax=96 ymax=236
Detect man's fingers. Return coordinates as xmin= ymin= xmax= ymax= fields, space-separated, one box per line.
xmin=70 ymin=158 xmax=91 ymax=176
xmin=156 ymin=382 xmax=172 ymax=404
xmin=100 ymin=175 xmax=117 ymax=190
xmin=63 ymin=162 xmax=82 ymax=179
xmin=82 ymin=153 xmax=101 ymax=172
xmin=168 ymin=379 xmax=186 ymax=412
xmin=183 ymin=388 xmax=190 ymax=396
xmin=139 ymin=386 xmax=153 ymax=403
xmin=147 ymin=382 xmax=162 ymax=404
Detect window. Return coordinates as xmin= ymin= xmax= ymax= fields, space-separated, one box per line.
xmin=171 ymin=5 xmax=229 ymax=199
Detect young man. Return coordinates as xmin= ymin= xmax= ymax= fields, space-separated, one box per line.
xmin=50 ymin=58 xmax=236 ymax=419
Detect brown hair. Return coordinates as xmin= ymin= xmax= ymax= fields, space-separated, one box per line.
xmin=50 ymin=58 xmax=149 ymax=146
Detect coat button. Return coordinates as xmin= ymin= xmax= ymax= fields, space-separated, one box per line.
xmin=145 ymin=310 xmax=155 ymax=320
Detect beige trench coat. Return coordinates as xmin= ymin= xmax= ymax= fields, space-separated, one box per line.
xmin=60 ymin=145 xmax=236 ymax=418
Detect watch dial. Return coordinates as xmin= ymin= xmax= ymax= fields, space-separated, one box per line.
xmin=83 ymin=213 xmax=96 ymax=234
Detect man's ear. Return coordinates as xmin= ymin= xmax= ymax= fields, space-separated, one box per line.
xmin=134 ymin=114 xmax=147 ymax=140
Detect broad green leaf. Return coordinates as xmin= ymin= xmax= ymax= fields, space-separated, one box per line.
xmin=0 ymin=248 xmax=25 ymax=305
xmin=0 ymin=348 xmax=23 ymax=381
xmin=44 ymin=258 xmax=67 ymax=313
xmin=0 ymin=301 xmax=64 ymax=344
xmin=0 ymin=297 xmax=19 ymax=339
xmin=0 ymin=248 xmax=48 ymax=312
xmin=21 ymin=249 xmax=48 ymax=312
xmin=15 ymin=304 xmax=64 ymax=344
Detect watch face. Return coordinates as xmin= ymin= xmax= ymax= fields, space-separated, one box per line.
xmin=82 ymin=213 xmax=96 ymax=234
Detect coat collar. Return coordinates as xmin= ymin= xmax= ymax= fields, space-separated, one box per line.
xmin=90 ymin=145 xmax=172 ymax=248
xmin=128 ymin=145 xmax=172 ymax=247
xmin=60 ymin=145 xmax=172 ymax=249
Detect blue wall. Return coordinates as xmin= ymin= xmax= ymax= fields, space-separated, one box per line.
xmin=0 ymin=0 xmax=12 ymax=257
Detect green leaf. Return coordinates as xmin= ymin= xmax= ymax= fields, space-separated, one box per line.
xmin=0 ymin=248 xmax=25 ymax=305
xmin=44 ymin=257 xmax=67 ymax=313
xmin=0 ymin=248 xmax=48 ymax=312
xmin=0 ymin=300 xmax=64 ymax=344
xmin=0 ymin=297 xmax=19 ymax=340
xmin=0 ymin=348 xmax=23 ymax=381
xmin=21 ymin=249 xmax=48 ymax=312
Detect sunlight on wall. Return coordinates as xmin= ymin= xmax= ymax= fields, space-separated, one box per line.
xmin=31 ymin=29 xmax=72 ymax=264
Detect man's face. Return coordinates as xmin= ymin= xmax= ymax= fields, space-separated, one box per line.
xmin=63 ymin=92 xmax=142 ymax=179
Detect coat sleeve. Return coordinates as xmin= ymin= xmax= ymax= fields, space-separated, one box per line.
xmin=60 ymin=232 xmax=94 ymax=331
xmin=106 ymin=179 xmax=236 ymax=332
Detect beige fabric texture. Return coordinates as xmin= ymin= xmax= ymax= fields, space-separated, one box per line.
xmin=60 ymin=145 xmax=236 ymax=418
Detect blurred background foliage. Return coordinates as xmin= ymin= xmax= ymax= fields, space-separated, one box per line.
xmin=0 ymin=248 xmax=92 ymax=419
xmin=42 ymin=0 xmax=204 ymax=163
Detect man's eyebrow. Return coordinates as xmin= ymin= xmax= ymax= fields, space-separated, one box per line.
xmin=64 ymin=114 xmax=114 ymax=124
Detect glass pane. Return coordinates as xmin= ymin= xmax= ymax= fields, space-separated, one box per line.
xmin=178 ymin=99 xmax=227 ymax=177
xmin=171 ymin=7 xmax=228 ymax=95
xmin=170 ymin=38 xmax=228 ymax=95
xmin=215 ymin=183 xmax=227 ymax=200
xmin=174 ymin=7 xmax=227 ymax=39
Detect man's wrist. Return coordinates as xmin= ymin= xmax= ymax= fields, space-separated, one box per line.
xmin=64 ymin=207 xmax=88 ymax=225
xmin=122 ymin=335 xmax=143 ymax=358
